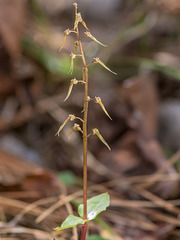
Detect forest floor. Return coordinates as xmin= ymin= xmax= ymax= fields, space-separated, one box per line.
xmin=1 ymin=1 xmax=180 ymax=239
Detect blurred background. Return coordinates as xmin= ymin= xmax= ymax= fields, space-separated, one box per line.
xmin=1 ymin=0 xmax=180 ymax=240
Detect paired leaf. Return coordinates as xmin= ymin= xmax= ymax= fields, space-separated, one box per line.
xmin=55 ymin=193 xmax=110 ymax=231
xmin=93 ymin=58 xmax=117 ymax=75
xmin=94 ymin=97 xmax=112 ymax=120
xmin=92 ymin=129 xmax=111 ymax=150
xmin=54 ymin=215 xmax=86 ymax=231
xmin=78 ymin=193 xmax=110 ymax=220
xmin=84 ymin=32 xmax=107 ymax=47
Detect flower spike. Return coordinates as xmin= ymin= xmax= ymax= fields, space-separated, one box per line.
xmin=93 ymin=57 xmax=117 ymax=75
xmin=84 ymin=32 xmax=107 ymax=47
xmin=69 ymin=123 xmax=83 ymax=139
xmin=64 ymin=78 xmax=79 ymax=102
xmin=95 ymin=97 xmax=112 ymax=120
xmin=92 ymin=128 xmax=111 ymax=150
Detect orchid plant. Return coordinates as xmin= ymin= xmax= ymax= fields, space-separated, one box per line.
xmin=55 ymin=3 xmax=116 ymax=240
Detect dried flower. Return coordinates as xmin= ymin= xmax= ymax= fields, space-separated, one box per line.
xmin=69 ymin=123 xmax=83 ymax=139
xmin=59 ymin=29 xmax=72 ymax=52
xmin=95 ymin=97 xmax=112 ymax=120
xmin=64 ymin=78 xmax=79 ymax=101
xmin=92 ymin=128 xmax=111 ymax=150
xmin=84 ymin=31 xmax=107 ymax=47
xmin=93 ymin=57 xmax=117 ymax=75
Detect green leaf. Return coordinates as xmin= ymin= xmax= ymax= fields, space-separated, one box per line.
xmin=87 ymin=235 xmax=109 ymax=240
xmin=78 ymin=193 xmax=110 ymax=220
xmin=54 ymin=215 xmax=85 ymax=231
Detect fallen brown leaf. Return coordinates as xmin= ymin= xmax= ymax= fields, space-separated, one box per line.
xmin=0 ymin=150 xmax=61 ymax=200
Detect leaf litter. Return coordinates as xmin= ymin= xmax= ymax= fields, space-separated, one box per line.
xmin=1 ymin=1 xmax=180 ymax=240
